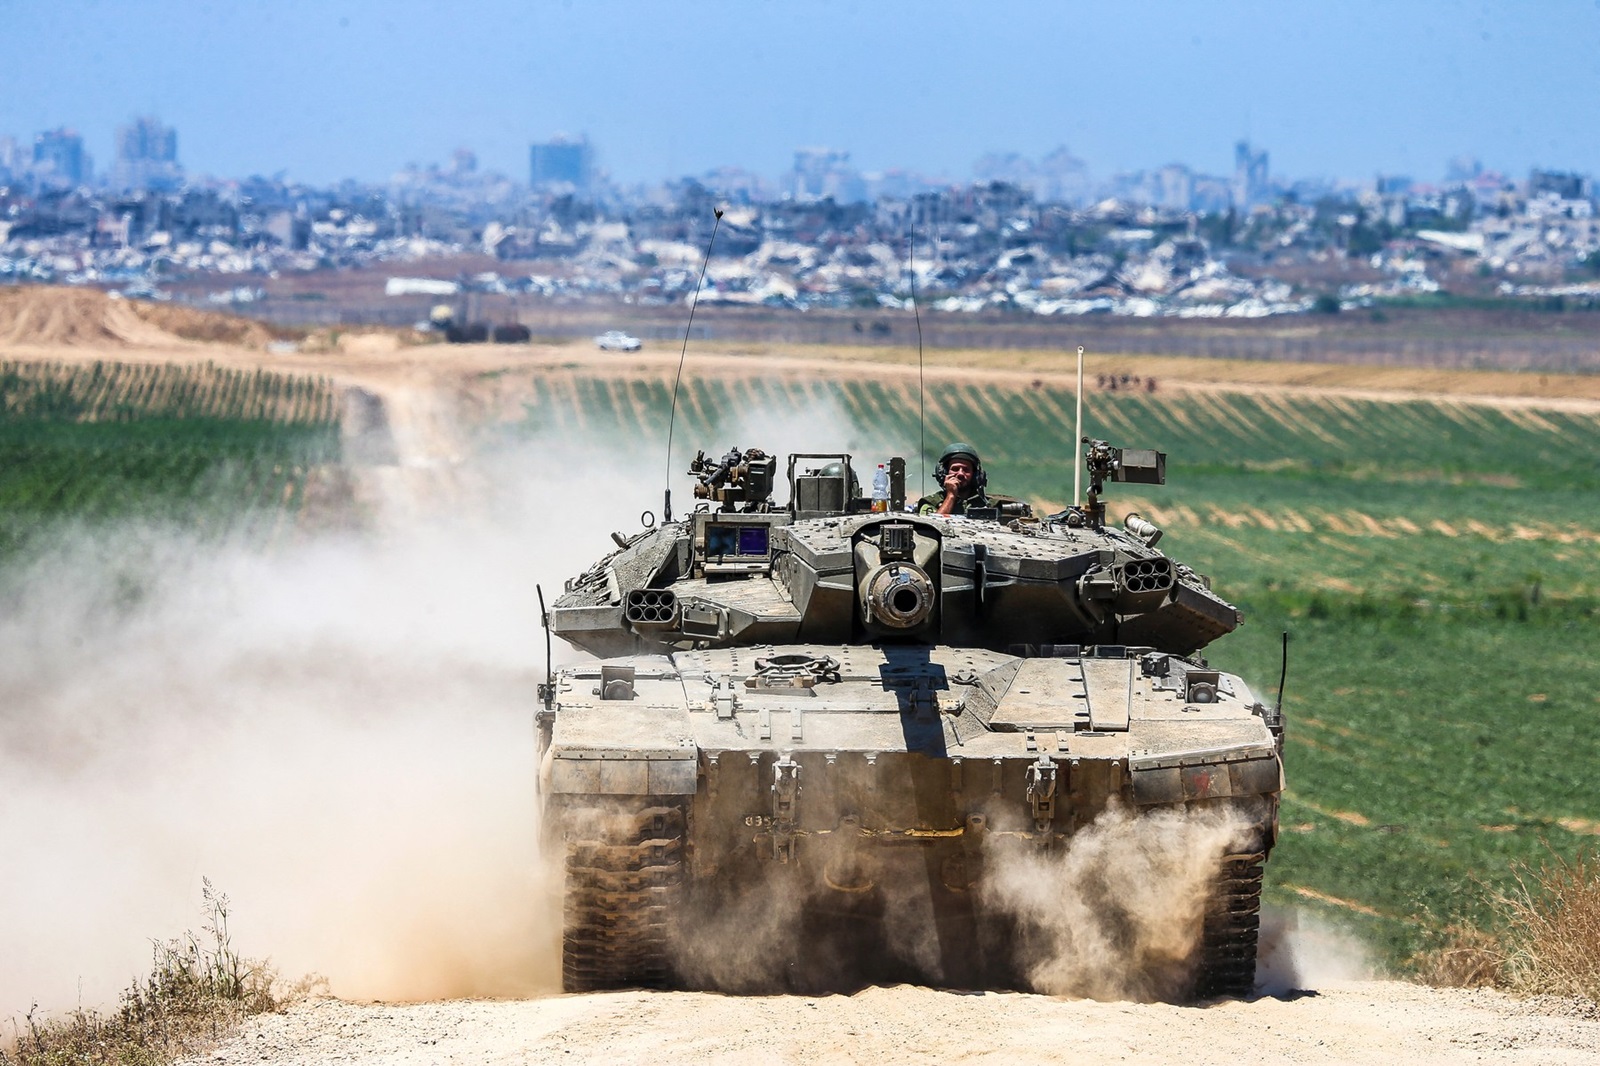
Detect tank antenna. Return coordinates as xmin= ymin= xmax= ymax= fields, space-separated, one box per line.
xmin=909 ymin=221 xmax=926 ymax=487
xmin=1073 ymin=345 xmax=1085 ymax=504
xmin=536 ymin=583 xmax=554 ymax=709
xmin=1276 ymin=630 xmax=1291 ymax=713
xmin=663 ymin=207 xmax=723 ymax=523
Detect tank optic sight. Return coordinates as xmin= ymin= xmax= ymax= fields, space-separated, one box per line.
xmin=1059 ymin=438 xmax=1166 ymax=530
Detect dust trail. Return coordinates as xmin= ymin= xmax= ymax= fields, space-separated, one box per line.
xmin=980 ymin=805 xmax=1250 ymax=1001
xmin=0 ymin=386 xmax=872 ymax=1020
xmin=1256 ymin=906 xmax=1375 ymax=994
xmin=0 ymin=436 xmax=632 ymax=1018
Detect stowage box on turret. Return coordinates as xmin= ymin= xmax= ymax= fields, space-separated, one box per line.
xmin=537 ymin=441 xmax=1283 ymax=998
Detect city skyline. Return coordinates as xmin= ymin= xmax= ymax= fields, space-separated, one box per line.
xmin=1 ymin=1 xmax=1598 ymax=189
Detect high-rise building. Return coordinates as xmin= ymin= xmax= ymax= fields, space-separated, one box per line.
xmin=33 ymin=128 xmax=87 ymax=185
xmin=1232 ymin=140 xmax=1269 ymax=208
xmin=114 ymin=116 xmax=181 ymax=189
xmin=789 ymin=148 xmax=865 ymax=203
xmin=0 ymin=136 xmax=22 ymax=180
xmin=1529 ymin=169 xmax=1586 ymax=201
xmin=1154 ymin=164 xmax=1195 ymax=211
xmin=529 ymin=135 xmax=593 ymax=191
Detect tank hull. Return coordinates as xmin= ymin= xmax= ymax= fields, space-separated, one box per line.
xmin=537 ymin=642 xmax=1281 ymax=997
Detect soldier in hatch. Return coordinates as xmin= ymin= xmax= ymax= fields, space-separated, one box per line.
xmin=916 ymin=442 xmax=991 ymax=516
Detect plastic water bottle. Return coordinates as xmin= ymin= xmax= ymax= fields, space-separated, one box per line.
xmin=872 ymin=463 xmax=890 ymax=512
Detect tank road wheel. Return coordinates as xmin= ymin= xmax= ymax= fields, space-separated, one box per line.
xmin=1192 ymin=850 xmax=1266 ymax=999
xmin=558 ymin=798 xmax=687 ymax=992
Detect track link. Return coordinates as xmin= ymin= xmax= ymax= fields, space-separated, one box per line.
xmin=559 ymin=800 xmax=686 ymax=992
xmin=1193 ymin=850 xmax=1265 ymax=999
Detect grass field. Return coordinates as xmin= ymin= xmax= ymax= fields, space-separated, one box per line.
xmin=2 ymin=349 xmax=1593 ymax=974
xmin=511 ymin=368 xmax=1600 ymax=968
xmin=0 ymin=360 xmax=342 ymax=558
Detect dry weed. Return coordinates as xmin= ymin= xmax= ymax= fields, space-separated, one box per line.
xmin=1 ymin=880 xmax=287 ymax=1066
xmin=1498 ymin=851 xmax=1600 ymax=1000
xmin=1410 ymin=924 xmax=1504 ymax=989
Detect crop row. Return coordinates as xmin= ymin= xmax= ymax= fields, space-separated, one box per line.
xmin=0 ymin=359 xmax=338 ymax=425
xmin=516 ymin=371 xmax=1600 ymax=488
xmin=0 ymin=361 xmax=342 ymax=558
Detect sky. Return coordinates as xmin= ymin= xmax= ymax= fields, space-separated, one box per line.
xmin=1 ymin=0 xmax=1598 ymax=188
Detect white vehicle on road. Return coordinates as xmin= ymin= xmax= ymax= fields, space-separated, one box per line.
xmin=594 ymin=330 xmax=642 ymax=351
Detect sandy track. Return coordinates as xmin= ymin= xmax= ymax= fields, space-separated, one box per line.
xmin=189 ymin=983 xmax=1600 ymax=1066
xmin=6 ymin=333 xmax=1600 ymax=416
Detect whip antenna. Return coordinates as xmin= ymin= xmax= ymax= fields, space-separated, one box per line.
xmin=909 ymin=223 xmax=926 ymax=486
xmin=663 ymin=207 xmax=723 ymax=523
xmin=536 ymin=583 xmax=554 ymax=709
xmin=1073 ymin=345 xmax=1085 ymax=504
xmin=1276 ymin=630 xmax=1291 ymax=713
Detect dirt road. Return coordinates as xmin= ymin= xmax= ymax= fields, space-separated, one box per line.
xmin=190 ymin=983 xmax=1600 ymax=1066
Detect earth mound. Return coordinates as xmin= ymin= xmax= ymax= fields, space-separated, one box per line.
xmin=0 ymin=285 xmax=282 ymax=349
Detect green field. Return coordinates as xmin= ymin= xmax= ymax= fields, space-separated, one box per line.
xmin=513 ymin=369 xmax=1600 ymax=968
xmin=0 ymin=360 xmax=342 ymax=558
xmin=4 ymin=354 xmax=1595 ymax=972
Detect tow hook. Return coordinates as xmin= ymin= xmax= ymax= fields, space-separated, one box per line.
xmin=1026 ymin=756 xmax=1058 ymax=833
xmin=772 ymin=756 xmax=801 ymax=862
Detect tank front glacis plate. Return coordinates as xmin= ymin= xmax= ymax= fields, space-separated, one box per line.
xmin=542 ymin=644 xmax=1280 ymax=828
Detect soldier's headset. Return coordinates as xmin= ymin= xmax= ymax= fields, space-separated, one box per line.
xmin=932 ymin=453 xmax=987 ymax=493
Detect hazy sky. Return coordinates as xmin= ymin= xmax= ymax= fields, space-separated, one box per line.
xmin=2 ymin=0 xmax=1597 ymax=187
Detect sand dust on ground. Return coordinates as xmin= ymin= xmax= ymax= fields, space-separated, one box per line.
xmin=188 ymin=983 xmax=1600 ymax=1066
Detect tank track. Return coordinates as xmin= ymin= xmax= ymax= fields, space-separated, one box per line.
xmin=559 ymin=799 xmax=687 ymax=992
xmin=1193 ymin=850 xmax=1265 ymax=998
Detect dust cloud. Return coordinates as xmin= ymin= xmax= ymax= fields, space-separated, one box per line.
xmin=979 ymin=804 xmax=1251 ymax=1000
xmin=1257 ymin=905 xmax=1376 ymax=993
xmin=1 ymin=435 xmax=622 ymax=1018
xmin=0 ymin=386 xmax=882 ymax=1021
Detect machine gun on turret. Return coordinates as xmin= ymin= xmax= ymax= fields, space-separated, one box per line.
xmin=688 ymin=447 xmax=775 ymax=511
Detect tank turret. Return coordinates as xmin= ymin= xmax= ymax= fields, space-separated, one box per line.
xmin=551 ymin=441 xmax=1240 ymax=659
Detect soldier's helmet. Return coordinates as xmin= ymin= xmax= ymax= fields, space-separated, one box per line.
xmin=934 ymin=442 xmax=987 ymax=492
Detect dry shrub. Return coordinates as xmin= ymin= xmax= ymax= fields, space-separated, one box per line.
xmin=1410 ymin=924 xmax=1504 ymax=989
xmin=1498 ymin=851 xmax=1600 ymax=999
xmin=2 ymin=881 xmax=285 ymax=1066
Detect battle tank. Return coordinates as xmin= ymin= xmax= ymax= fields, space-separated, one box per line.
xmin=537 ymin=440 xmax=1284 ymax=998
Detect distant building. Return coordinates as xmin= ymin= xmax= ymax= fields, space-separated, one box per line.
xmin=1376 ymin=174 xmax=1414 ymax=196
xmin=529 ymin=135 xmax=593 ymax=192
xmin=1529 ymin=169 xmax=1586 ymax=201
xmin=114 ymin=116 xmax=181 ymax=190
xmin=0 ymin=135 xmax=22 ymax=180
xmin=1154 ymin=164 xmax=1194 ymax=212
xmin=1190 ymin=176 xmax=1233 ymax=214
xmin=33 ymin=128 xmax=87 ymax=185
xmin=1444 ymin=154 xmax=1482 ymax=184
xmin=789 ymin=147 xmax=865 ymax=203
xmin=1036 ymin=146 xmax=1091 ymax=206
xmin=1232 ymin=140 xmax=1269 ymax=208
